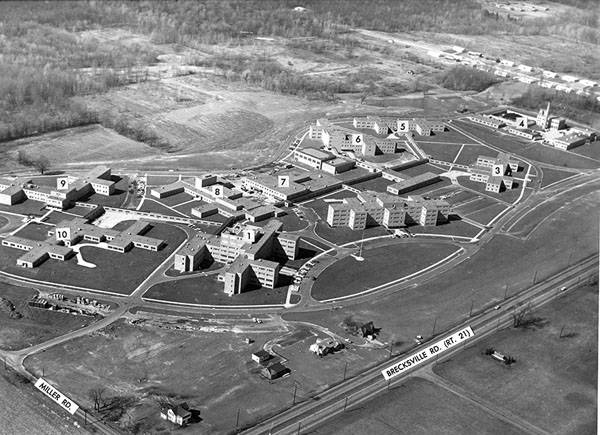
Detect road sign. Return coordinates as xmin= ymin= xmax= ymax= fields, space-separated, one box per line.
xmin=382 ymin=326 xmax=474 ymax=380
xmin=35 ymin=378 xmax=79 ymax=415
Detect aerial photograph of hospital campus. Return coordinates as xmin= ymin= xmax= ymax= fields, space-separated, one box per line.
xmin=0 ymin=0 xmax=598 ymax=434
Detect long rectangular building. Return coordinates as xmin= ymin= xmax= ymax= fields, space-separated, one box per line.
xmin=387 ymin=172 xmax=440 ymax=195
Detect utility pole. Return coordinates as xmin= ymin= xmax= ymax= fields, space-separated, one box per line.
xmin=235 ymin=408 xmax=240 ymax=433
xmin=297 ymin=421 xmax=301 ymax=435
xmin=504 ymin=283 xmax=509 ymax=299
xmin=469 ymin=300 xmax=474 ymax=317
xmin=343 ymin=362 xmax=348 ymax=381
xmin=344 ymin=396 xmax=349 ymax=411
xmin=292 ymin=384 xmax=298 ymax=405
xmin=432 ymin=317 xmax=437 ymax=336
xmin=532 ymin=270 xmax=538 ymax=284
xmin=559 ymin=325 xmax=565 ymax=338
xmin=388 ymin=341 xmax=393 ymax=359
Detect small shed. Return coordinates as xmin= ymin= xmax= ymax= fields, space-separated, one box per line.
xmin=252 ymin=350 xmax=272 ymax=364
xmin=261 ymin=362 xmax=290 ymax=380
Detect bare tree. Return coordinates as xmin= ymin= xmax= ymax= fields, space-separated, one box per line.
xmin=88 ymin=387 xmax=106 ymax=411
xmin=34 ymin=155 xmax=51 ymax=174
xmin=512 ymin=303 xmax=532 ymax=328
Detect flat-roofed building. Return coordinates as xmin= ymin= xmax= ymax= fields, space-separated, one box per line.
xmin=476 ymin=153 xmax=519 ymax=173
xmin=2 ymin=236 xmax=74 ymax=268
xmin=467 ymin=114 xmax=505 ymax=129
xmin=326 ymin=191 xmax=449 ymax=229
xmin=387 ymin=172 xmax=440 ymax=195
xmin=294 ymin=148 xmax=335 ymax=170
xmin=321 ymin=157 xmax=355 ymax=175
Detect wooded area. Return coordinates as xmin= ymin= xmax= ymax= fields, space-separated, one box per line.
xmin=0 ymin=0 xmax=598 ymax=143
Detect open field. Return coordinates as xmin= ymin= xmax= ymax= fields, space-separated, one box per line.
xmin=505 ymin=179 xmax=600 ymax=238
xmin=408 ymin=219 xmax=481 ymax=238
xmin=0 ymin=368 xmax=84 ymax=435
xmin=416 ymin=128 xmax=479 ymax=145
xmin=1 ymin=125 xmax=156 ymax=173
xmin=312 ymin=241 xmax=459 ymax=300
xmin=454 ymin=121 xmax=600 ymax=169
xmin=453 ymin=196 xmax=498 ymax=216
xmin=285 ymin=187 xmax=599 ymax=360
xmin=23 ymin=319 xmax=365 ymax=434
xmin=463 ymin=203 xmax=509 ymax=226
xmin=453 ymin=143 xmax=501 ymax=166
xmin=569 ymin=140 xmax=600 ymax=161
xmin=144 ymin=275 xmax=288 ymax=306
xmin=0 ymin=281 xmax=97 ymax=351
xmin=457 ymin=178 xmax=526 ymax=205
xmin=416 ymin=141 xmax=462 ymax=162
xmin=313 ymin=376 xmax=523 ymax=435
xmin=0 ymin=223 xmax=186 ymax=294
xmin=434 ymin=281 xmax=598 ymax=435
xmin=540 ymin=167 xmax=578 ymax=188
xmin=314 ymin=222 xmax=390 ymax=245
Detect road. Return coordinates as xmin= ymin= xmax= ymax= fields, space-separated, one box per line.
xmin=241 ymin=254 xmax=596 ymax=434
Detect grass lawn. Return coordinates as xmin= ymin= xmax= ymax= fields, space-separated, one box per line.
xmin=144 ymin=275 xmax=288 ymax=305
xmin=312 ymin=241 xmax=459 ymax=300
xmin=299 ymin=237 xmax=331 ymax=252
xmin=506 ymin=180 xmax=600 ymax=237
xmin=0 ymin=215 xmax=7 ymax=229
xmin=313 ymin=377 xmax=523 ymax=435
xmin=0 ymin=282 xmax=97 ymax=351
xmin=540 ymin=167 xmax=577 ymax=188
xmin=352 ymin=176 xmax=394 ymax=193
xmin=138 ymin=199 xmax=185 ymax=217
xmin=570 ymin=140 xmax=600 ymax=161
xmin=416 ymin=141 xmax=462 ymax=162
xmin=41 ymin=210 xmax=78 ymax=225
xmin=305 ymin=198 xmax=330 ymax=221
xmin=453 ymin=196 xmax=498 ymax=216
xmin=445 ymin=189 xmax=480 ymax=206
xmin=315 ymin=222 xmax=390 ymax=245
xmin=434 ymin=281 xmax=597 ymax=435
xmin=408 ymin=218 xmax=481 ymax=238
xmin=463 ymin=203 xmax=509 ymax=226
xmin=417 ymin=127 xmax=479 ymax=145
xmin=0 ymin=223 xmax=186 ymax=294
xmin=453 ymin=143 xmax=500 ymax=166
xmin=454 ymin=121 xmax=600 ymax=169
xmin=0 ymin=199 xmax=46 ymax=216
xmin=457 ymin=178 xmax=525 ymax=204
xmin=13 ymin=223 xmax=51 ymax=241
xmin=284 ymin=189 xmax=598 ymax=363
